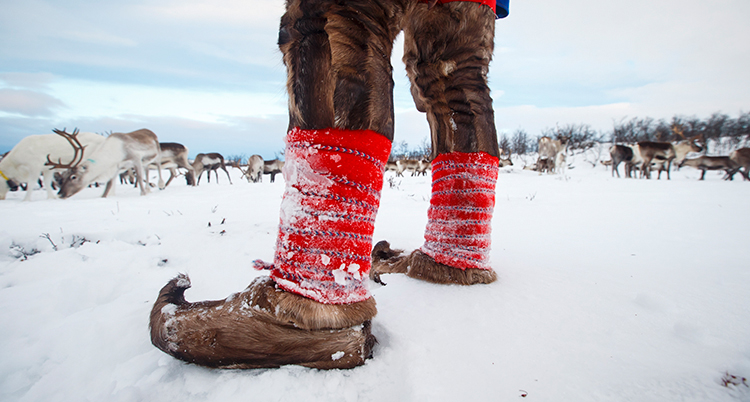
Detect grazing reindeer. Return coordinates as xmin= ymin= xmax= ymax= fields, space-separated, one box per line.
xmin=0 ymin=129 xmax=106 ymax=201
xmin=499 ymin=149 xmax=513 ymax=168
xmin=727 ymin=148 xmax=750 ymax=180
xmin=417 ymin=158 xmax=432 ymax=174
xmin=385 ymin=161 xmax=399 ymax=174
xmin=55 ymin=129 xmax=164 ymax=198
xmin=537 ymin=136 xmax=568 ymax=174
xmin=192 ymin=153 xmax=232 ymax=185
xmin=243 ymin=155 xmax=264 ymax=183
xmin=678 ymin=155 xmax=738 ymax=180
xmin=151 ymin=0 xmax=510 ymax=370
xmin=609 ymin=144 xmax=633 ymax=178
xmin=263 ymin=159 xmax=284 ymax=183
xmin=635 ymin=131 xmax=704 ymax=179
xmin=149 ymin=143 xmax=196 ymax=187
xmin=396 ymin=159 xmax=422 ymax=176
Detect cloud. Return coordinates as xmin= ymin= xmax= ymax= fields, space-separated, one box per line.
xmin=0 ymin=88 xmax=65 ymax=117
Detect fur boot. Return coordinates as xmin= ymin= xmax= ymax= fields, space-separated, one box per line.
xmin=150 ymin=127 xmax=391 ymax=369
xmin=150 ymin=275 xmax=376 ymax=369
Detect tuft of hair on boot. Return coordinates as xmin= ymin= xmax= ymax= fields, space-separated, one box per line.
xmin=370 ymin=241 xmax=409 ymax=285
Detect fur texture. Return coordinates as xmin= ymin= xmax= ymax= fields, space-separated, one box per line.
xmin=371 ymin=241 xmax=497 ymax=285
xmin=150 ymin=275 xmax=376 ymax=369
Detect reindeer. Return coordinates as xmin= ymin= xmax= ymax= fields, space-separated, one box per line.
xmin=243 ymin=154 xmax=264 ymax=183
xmin=0 ymin=129 xmax=106 ymax=201
xmin=149 ymin=143 xmax=196 ymax=187
xmin=499 ymin=149 xmax=513 ymax=168
xmin=609 ymin=144 xmax=635 ymax=178
xmin=416 ymin=158 xmax=432 ymax=175
xmin=54 ymin=129 xmax=164 ymax=198
xmin=385 ymin=161 xmax=399 ymax=175
xmin=396 ymin=159 xmax=421 ymax=176
xmin=678 ymin=155 xmax=738 ymax=180
xmin=192 ymin=153 xmax=233 ymax=185
xmin=727 ymin=148 xmax=750 ymax=181
xmin=537 ymin=136 xmax=568 ymax=174
xmin=263 ymin=159 xmax=284 ymax=183
xmin=634 ymin=127 xmax=704 ymax=180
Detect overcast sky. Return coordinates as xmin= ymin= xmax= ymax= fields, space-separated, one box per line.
xmin=1 ymin=0 xmax=749 ymax=158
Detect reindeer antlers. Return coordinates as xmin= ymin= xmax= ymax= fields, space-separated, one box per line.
xmin=46 ymin=128 xmax=86 ymax=169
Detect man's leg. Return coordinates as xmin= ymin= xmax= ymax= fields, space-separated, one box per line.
xmin=149 ymin=0 xmax=409 ymax=369
xmin=373 ymin=1 xmax=500 ymax=285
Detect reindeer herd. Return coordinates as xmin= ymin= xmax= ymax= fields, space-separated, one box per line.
xmin=607 ymin=135 xmax=750 ymax=181
xmin=1 ymin=127 xmax=748 ymax=201
xmin=0 ymin=128 xmax=288 ymax=201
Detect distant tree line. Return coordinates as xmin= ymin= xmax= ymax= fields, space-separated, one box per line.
xmin=223 ymin=112 xmax=750 ymax=164
xmin=389 ymin=137 xmax=431 ymax=161
xmin=498 ymin=111 xmax=750 ymax=156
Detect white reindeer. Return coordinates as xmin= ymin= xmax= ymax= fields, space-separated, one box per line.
xmin=0 ymin=129 xmax=106 ymax=201
xmin=537 ymin=136 xmax=568 ymax=174
xmin=243 ymin=154 xmax=264 ymax=183
xmin=54 ymin=129 xmax=165 ymax=198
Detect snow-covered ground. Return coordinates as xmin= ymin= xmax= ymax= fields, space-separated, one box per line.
xmin=1 ymin=149 xmax=749 ymax=402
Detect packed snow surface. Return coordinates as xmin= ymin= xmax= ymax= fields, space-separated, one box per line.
xmin=1 ymin=150 xmax=749 ymax=402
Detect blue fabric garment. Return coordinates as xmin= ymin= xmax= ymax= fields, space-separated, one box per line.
xmin=496 ymin=0 xmax=509 ymax=18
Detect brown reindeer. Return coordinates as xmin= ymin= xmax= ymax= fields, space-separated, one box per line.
xmin=635 ymin=127 xmax=705 ymax=180
xmin=727 ymin=148 xmax=750 ymax=180
xmin=263 ymin=159 xmax=284 ymax=182
xmin=192 ymin=153 xmax=233 ymax=185
xmin=150 ymin=0 xmax=509 ymax=370
xmin=678 ymin=155 xmax=738 ymax=180
xmin=609 ymin=144 xmax=634 ymax=178
xmin=151 ymin=142 xmax=196 ymax=187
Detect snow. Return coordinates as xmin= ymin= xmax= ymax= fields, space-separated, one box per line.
xmin=1 ymin=148 xmax=750 ymax=402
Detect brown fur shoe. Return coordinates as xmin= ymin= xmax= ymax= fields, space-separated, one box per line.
xmin=371 ymin=241 xmax=497 ymax=285
xmin=150 ymin=275 xmax=377 ymax=369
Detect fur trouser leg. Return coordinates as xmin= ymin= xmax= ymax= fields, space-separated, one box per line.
xmin=372 ymin=2 xmax=500 ymax=285
xmin=373 ymin=152 xmax=499 ymax=285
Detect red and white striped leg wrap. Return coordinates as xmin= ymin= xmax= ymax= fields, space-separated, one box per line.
xmin=420 ymin=152 xmax=499 ymax=270
xmin=255 ymin=127 xmax=391 ymax=305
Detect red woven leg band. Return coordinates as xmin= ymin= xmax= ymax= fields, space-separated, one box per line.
xmin=270 ymin=127 xmax=391 ymax=304
xmin=420 ymin=152 xmax=499 ymax=270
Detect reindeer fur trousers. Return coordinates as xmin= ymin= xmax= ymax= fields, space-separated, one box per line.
xmin=148 ymin=0 xmax=503 ymax=371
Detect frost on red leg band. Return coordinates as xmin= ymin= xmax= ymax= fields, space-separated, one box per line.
xmin=255 ymin=127 xmax=391 ymax=305
xmin=420 ymin=152 xmax=499 ymax=270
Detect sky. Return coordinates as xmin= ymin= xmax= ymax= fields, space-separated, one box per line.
xmin=1 ymin=0 xmax=749 ymax=159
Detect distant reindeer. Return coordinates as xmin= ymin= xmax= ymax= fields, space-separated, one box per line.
xmin=146 ymin=142 xmax=196 ymax=187
xmin=192 ymin=153 xmax=233 ymax=185
xmin=499 ymin=149 xmax=513 ymax=168
xmin=727 ymin=148 xmax=750 ymax=181
xmin=263 ymin=159 xmax=284 ymax=183
xmin=678 ymin=155 xmax=737 ymax=180
xmin=609 ymin=144 xmax=634 ymax=178
xmin=0 ymin=129 xmax=106 ymax=201
xmin=54 ymin=128 xmax=165 ymax=198
xmin=634 ymin=128 xmax=704 ymax=180
xmin=243 ymin=155 xmax=264 ymax=183
xmin=537 ymin=136 xmax=568 ymax=174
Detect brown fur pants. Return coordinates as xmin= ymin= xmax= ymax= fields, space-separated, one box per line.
xmin=278 ymin=0 xmax=499 ymax=158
